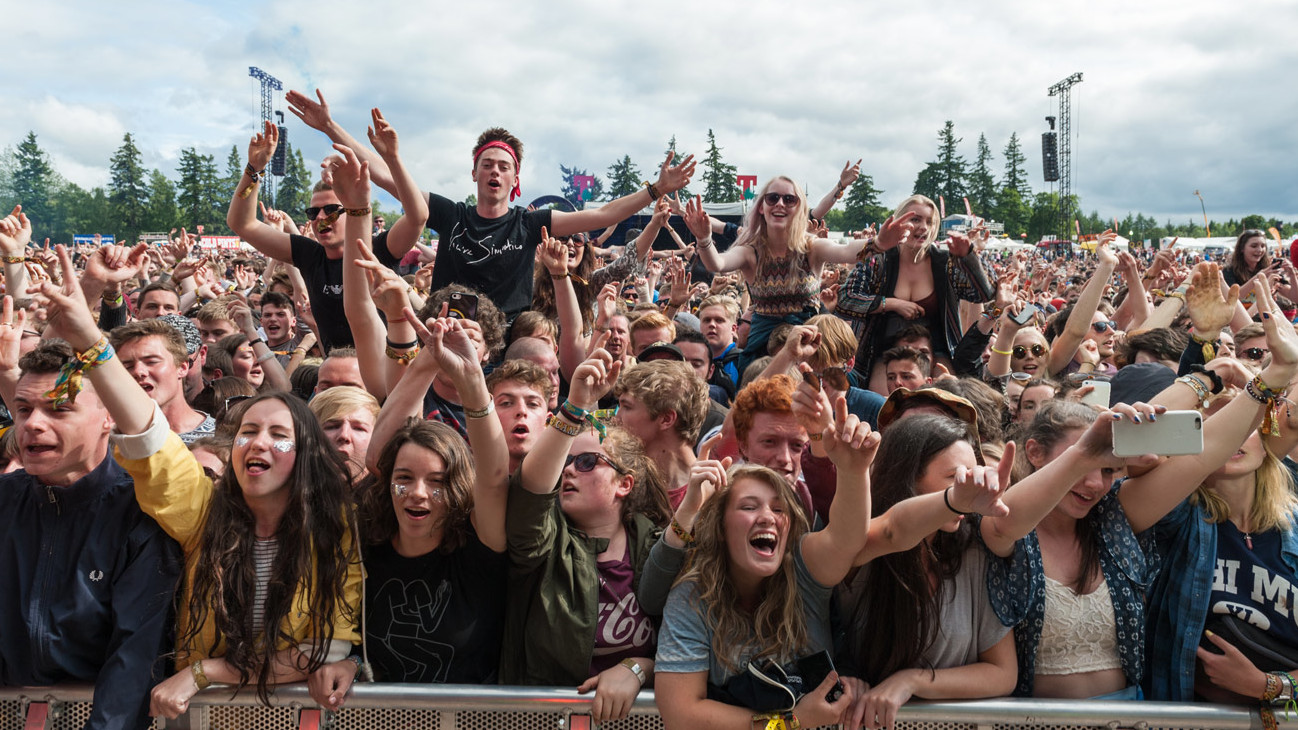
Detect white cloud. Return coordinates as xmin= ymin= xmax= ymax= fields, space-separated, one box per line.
xmin=3 ymin=0 xmax=1295 ymax=224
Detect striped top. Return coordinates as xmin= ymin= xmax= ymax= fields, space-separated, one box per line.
xmin=251 ymin=537 xmax=278 ymax=636
xmin=749 ymin=247 xmax=819 ymax=316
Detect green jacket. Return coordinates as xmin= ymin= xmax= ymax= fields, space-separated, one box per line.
xmin=500 ymin=470 xmax=662 ymax=685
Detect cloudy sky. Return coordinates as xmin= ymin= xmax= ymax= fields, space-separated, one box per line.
xmin=4 ymin=0 xmax=1295 ymax=226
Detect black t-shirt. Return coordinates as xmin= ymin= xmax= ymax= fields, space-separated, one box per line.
xmin=426 ymin=194 xmax=552 ymax=317
xmin=1209 ymin=521 xmax=1298 ymax=652
xmin=289 ymin=231 xmax=402 ymax=352
xmin=363 ymin=528 xmax=509 ymax=683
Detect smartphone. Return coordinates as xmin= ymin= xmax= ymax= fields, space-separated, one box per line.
xmin=1079 ymin=379 xmax=1111 ymax=409
xmin=1010 ymin=307 xmax=1036 ymax=326
xmin=447 ymin=292 xmax=478 ymax=321
xmin=796 ymin=651 xmax=844 ymax=703
xmin=1112 ymin=410 xmax=1203 ymax=457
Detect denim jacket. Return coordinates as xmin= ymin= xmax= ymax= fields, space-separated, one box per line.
xmin=1143 ymin=499 xmax=1298 ymax=701
xmin=987 ymin=488 xmax=1155 ymax=696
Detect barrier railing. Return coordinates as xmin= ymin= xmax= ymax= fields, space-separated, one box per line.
xmin=0 ymin=683 xmax=1282 ymax=730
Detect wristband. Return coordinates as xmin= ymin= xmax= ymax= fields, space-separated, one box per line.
xmin=247 ymin=337 xmax=264 ymax=347
xmin=619 ymin=658 xmax=646 ymax=686
xmin=384 ymin=345 xmax=420 ymax=365
xmin=670 ymin=518 xmax=696 ymax=546
xmin=344 ymin=207 xmax=371 ymax=217
xmin=1187 ymin=364 xmax=1224 ymax=394
xmin=244 ymin=163 xmax=265 ymax=181
xmin=642 ymin=181 xmax=661 ymax=200
xmin=547 ymin=413 xmax=583 ymax=437
xmin=2 ymin=255 xmax=24 ymax=264
xmin=943 ymin=487 xmax=976 ymax=517
xmin=990 ymin=345 xmax=1013 ymax=356
xmin=385 ymin=337 xmax=419 ymax=350
xmin=191 ymin=660 xmax=211 ymax=690
xmin=464 ymin=401 xmax=495 ymax=419
xmin=256 ymin=351 xmax=277 ymax=363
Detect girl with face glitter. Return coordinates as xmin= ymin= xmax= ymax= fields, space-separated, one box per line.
xmin=30 ymin=243 xmax=362 ymax=718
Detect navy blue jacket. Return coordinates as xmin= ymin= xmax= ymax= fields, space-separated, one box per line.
xmin=0 ymin=456 xmax=182 ymax=729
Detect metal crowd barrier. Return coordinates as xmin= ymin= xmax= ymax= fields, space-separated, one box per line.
xmin=0 ymin=683 xmax=1283 ymax=730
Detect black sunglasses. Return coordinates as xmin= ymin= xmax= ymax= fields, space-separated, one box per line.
xmin=305 ymin=204 xmax=343 ymax=220
xmin=565 ymin=452 xmax=626 ymax=475
xmin=762 ymin=193 xmax=799 ymax=207
xmin=1242 ymin=347 xmax=1269 ymax=361
xmin=1013 ymin=344 xmax=1047 ymax=359
xmin=1091 ymin=320 xmax=1119 ymax=334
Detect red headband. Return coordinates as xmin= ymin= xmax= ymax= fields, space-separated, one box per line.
xmin=473 ymin=141 xmax=522 ymax=202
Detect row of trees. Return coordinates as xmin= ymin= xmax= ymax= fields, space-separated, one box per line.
xmin=2 ymin=127 xmax=1293 ymax=245
xmin=0 ymin=132 xmax=314 ymax=244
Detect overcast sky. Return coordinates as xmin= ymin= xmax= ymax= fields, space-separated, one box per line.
xmin=4 ymin=0 xmax=1295 ymax=227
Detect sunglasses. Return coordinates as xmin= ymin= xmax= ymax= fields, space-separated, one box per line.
xmin=305 ymin=204 xmax=343 ymax=220
xmin=221 ymin=394 xmax=253 ymax=415
xmin=1242 ymin=347 xmax=1270 ymax=361
xmin=565 ymin=452 xmax=626 ymax=474
xmin=814 ymin=366 xmax=851 ymax=391
xmin=1091 ymin=320 xmax=1119 ymax=334
xmin=1013 ymin=344 xmax=1048 ymax=359
xmin=762 ymin=193 xmax=799 ymax=207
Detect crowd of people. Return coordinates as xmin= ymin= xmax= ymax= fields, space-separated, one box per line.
xmin=3 ymin=88 xmax=1298 ymax=730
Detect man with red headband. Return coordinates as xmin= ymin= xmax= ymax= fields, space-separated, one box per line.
xmin=285 ymin=89 xmax=696 ymax=318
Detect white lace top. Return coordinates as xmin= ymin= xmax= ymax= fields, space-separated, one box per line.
xmin=1036 ymin=574 xmax=1122 ymax=675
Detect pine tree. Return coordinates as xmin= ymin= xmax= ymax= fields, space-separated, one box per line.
xmin=12 ymin=132 xmax=55 ymax=228
xmin=1001 ymin=132 xmax=1030 ymax=197
xmin=605 ymin=155 xmax=642 ymax=199
xmin=108 ymin=133 xmax=148 ymax=243
xmin=176 ymin=147 xmax=221 ymax=231
xmin=144 ymin=169 xmax=179 ymax=233
xmin=275 ymin=148 xmax=313 ymax=218
xmin=840 ymin=173 xmax=888 ymax=230
xmin=221 ymin=145 xmax=243 ymax=204
xmin=967 ymin=134 xmax=996 ymax=217
xmin=912 ymin=163 xmax=942 ymax=202
xmin=701 ymin=129 xmax=739 ymax=203
xmin=559 ymin=164 xmax=604 ymax=210
xmin=932 ymin=121 xmax=968 ymax=205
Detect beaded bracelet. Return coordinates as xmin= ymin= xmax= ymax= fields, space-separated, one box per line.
xmin=670 ymin=518 xmax=695 ymax=546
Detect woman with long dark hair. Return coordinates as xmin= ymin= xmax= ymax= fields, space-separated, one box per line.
xmin=839 ymin=414 xmax=1017 ymax=730
xmin=31 ymin=246 xmax=362 ymax=718
xmin=1224 ymin=228 xmax=1298 ymax=305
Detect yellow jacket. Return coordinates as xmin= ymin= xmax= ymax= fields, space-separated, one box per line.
xmin=113 ymin=409 xmax=361 ymax=667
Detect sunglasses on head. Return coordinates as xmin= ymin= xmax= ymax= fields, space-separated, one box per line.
xmin=1091 ymin=320 xmax=1119 ymax=334
xmin=814 ymin=366 xmax=851 ymax=391
xmin=565 ymin=452 xmax=626 ymax=474
xmin=222 ymin=394 xmax=252 ymax=415
xmin=1242 ymin=347 xmax=1269 ymax=361
xmin=305 ymin=204 xmax=343 ymax=220
xmin=1013 ymin=344 xmax=1047 ymax=359
xmin=762 ymin=193 xmax=799 ymax=207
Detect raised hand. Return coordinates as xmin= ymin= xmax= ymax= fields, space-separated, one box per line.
xmin=654 ymin=151 xmax=697 ymax=195
xmin=27 ymin=245 xmax=100 ymax=351
xmin=0 ymin=296 xmax=29 ymax=375
xmin=568 ymin=346 xmax=621 ymax=409
xmin=366 ymin=107 xmax=399 ymax=160
xmin=84 ymin=243 xmax=149 ymax=287
xmin=1185 ymin=262 xmax=1237 ymax=337
xmin=1094 ymin=230 xmax=1118 ymax=266
xmin=948 ymin=441 xmax=1014 ymax=517
xmin=821 ymin=395 xmax=881 ymax=473
xmin=286 ymin=88 xmax=334 ymax=132
xmin=946 ymin=230 xmax=972 ymax=258
xmin=355 ymin=240 xmax=411 ymax=318
xmin=328 ymin=144 xmax=370 ymax=208
xmin=0 ymin=205 xmax=32 ymax=257
xmin=426 ymin=317 xmax=485 ymax=385
xmin=247 ymin=120 xmax=279 ymax=172
xmin=537 ymin=226 xmax=569 ymax=276
xmin=838 ymin=159 xmax=862 ymax=190
xmin=682 ymin=195 xmax=711 ymax=240
xmin=781 ymin=325 xmax=822 ymax=364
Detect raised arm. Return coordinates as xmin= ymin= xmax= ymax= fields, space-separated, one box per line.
xmin=366 ymin=108 xmax=428 ymax=259
xmin=855 ymin=444 xmax=1013 ymax=566
xmin=800 ymin=395 xmax=880 ymax=587
xmin=549 ymin=152 xmax=695 ymax=236
xmin=0 ymin=206 xmax=33 ymax=308
xmin=330 ymin=145 xmax=390 ymax=400
xmin=226 ymin=122 xmax=293 ymax=263
xmin=683 ymin=195 xmax=753 ymax=275
xmin=421 ymin=316 xmax=509 ymax=552
xmin=1045 ymin=232 xmax=1118 ymax=375
xmin=541 ymin=230 xmax=590 ymax=380
xmin=1119 ymin=280 xmax=1298 ymax=534
xmin=518 ymin=348 xmax=620 ymax=494
xmin=228 ymin=300 xmax=291 ymax=393
xmin=286 ymin=89 xmax=399 ymax=196
xmin=365 ymin=314 xmax=439 ymax=474
xmin=809 ymin=159 xmax=860 ymax=221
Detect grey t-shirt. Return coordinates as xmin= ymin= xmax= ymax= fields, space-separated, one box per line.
xmin=655 ymin=537 xmax=833 ymax=686
xmin=838 ymin=543 xmax=1009 ymax=672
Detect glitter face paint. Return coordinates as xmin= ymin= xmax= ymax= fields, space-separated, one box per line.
xmin=235 ymin=436 xmax=251 ymax=447
xmin=271 ymin=440 xmax=295 ymax=453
